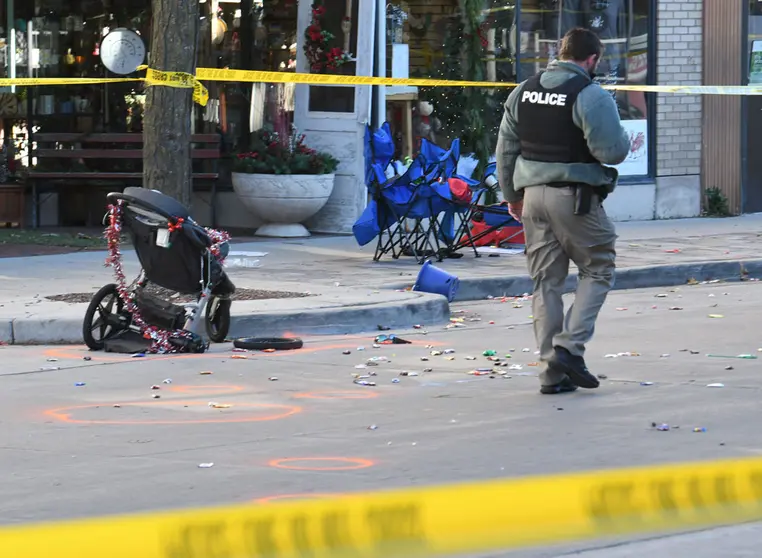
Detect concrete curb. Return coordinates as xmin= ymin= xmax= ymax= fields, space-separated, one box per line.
xmin=3 ymin=292 xmax=451 ymax=345
xmin=392 ymin=258 xmax=762 ymax=301
xmin=4 ymin=259 xmax=760 ymax=345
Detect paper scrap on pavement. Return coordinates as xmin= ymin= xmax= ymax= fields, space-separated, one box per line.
xmin=224 ymin=251 xmax=268 ymax=269
xmin=476 ymin=247 xmax=524 ymax=256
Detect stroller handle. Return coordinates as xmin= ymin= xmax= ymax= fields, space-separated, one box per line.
xmin=107 ymin=188 xmax=191 ymax=222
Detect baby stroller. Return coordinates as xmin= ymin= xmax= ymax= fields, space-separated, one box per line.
xmin=82 ymin=187 xmax=236 ymax=354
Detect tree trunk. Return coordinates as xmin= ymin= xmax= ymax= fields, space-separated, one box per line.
xmin=143 ymin=0 xmax=199 ymax=207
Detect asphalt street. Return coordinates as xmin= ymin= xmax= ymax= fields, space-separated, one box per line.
xmin=1 ymin=281 xmax=762 ymax=556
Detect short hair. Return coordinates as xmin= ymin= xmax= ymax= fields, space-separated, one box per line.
xmin=558 ymin=28 xmax=603 ymax=62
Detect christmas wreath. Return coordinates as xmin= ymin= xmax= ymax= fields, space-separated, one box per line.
xmin=304 ymin=3 xmax=352 ymax=72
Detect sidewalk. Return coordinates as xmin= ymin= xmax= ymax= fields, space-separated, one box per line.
xmin=1 ymin=214 xmax=761 ymax=344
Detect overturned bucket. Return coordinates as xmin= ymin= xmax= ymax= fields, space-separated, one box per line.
xmin=413 ymin=260 xmax=459 ymax=302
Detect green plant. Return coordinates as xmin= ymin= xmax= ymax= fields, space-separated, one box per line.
xmin=233 ymin=126 xmax=339 ymax=175
xmin=703 ymin=187 xmax=730 ymax=217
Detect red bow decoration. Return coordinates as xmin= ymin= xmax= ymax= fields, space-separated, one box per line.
xmin=167 ymin=217 xmax=185 ymax=233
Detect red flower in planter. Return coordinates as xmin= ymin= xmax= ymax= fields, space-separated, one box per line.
xmin=307 ymin=25 xmax=322 ymax=42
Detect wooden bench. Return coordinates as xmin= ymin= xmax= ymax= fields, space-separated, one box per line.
xmin=27 ymin=133 xmax=221 ymax=227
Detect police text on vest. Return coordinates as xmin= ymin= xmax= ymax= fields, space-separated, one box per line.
xmin=521 ymin=91 xmax=568 ymax=106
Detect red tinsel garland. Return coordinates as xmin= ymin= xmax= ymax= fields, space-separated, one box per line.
xmin=104 ymin=201 xmax=231 ymax=354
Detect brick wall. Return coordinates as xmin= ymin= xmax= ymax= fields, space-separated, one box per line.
xmin=656 ymin=0 xmax=703 ymax=177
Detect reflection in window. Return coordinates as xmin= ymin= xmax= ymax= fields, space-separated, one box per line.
xmin=307 ymin=0 xmax=359 ymax=113
xmin=518 ymin=0 xmax=650 ymax=122
xmin=412 ymin=0 xmax=517 ymax=163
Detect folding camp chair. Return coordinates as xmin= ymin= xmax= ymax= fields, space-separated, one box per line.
xmin=448 ymin=162 xmax=526 ymax=253
xmin=353 ymin=124 xmax=455 ymax=264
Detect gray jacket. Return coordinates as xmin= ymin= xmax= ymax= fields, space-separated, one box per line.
xmin=496 ymin=61 xmax=631 ymax=203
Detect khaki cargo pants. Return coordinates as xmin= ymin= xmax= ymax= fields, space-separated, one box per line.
xmin=522 ymin=185 xmax=617 ymax=386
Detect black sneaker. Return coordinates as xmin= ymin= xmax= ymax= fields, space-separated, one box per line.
xmin=549 ymin=346 xmax=600 ymax=389
xmin=540 ymin=377 xmax=579 ymax=395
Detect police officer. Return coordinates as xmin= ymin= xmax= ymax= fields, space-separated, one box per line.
xmin=495 ymin=27 xmax=630 ymax=395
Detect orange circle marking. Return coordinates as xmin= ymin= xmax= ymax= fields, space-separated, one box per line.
xmin=293 ymin=391 xmax=379 ymax=400
xmin=166 ymin=385 xmax=244 ymax=396
xmin=254 ymin=493 xmax=339 ymax=504
xmin=268 ymin=457 xmax=375 ymax=471
xmin=45 ymin=401 xmax=302 ymax=425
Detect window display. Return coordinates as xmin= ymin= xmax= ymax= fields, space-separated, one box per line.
xmin=518 ymin=0 xmax=651 ymax=176
xmin=390 ymin=0 xmax=652 ymax=178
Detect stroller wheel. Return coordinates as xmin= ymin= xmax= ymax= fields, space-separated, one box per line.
xmin=82 ymin=284 xmax=130 ymax=351
xmin=233 ymin=337 xmax=303 ymax=351
xmin=205 ymin=296 xmax=231 ymax=343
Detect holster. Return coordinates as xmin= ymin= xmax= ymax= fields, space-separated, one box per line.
xmin=573 ymin=185 xmax=607 ymax=216
xmin=573 ymin=185 xmax=593 ymax=215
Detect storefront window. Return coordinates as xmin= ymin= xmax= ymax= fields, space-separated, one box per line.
xmin=520 ymin=0 xmax=651 ymax=177
xmin=386 ymin=0 xmax=651 ymax=178
xmin=306 ymin=0 xmax=359 ymax=113
xmin=386 ymin=0 xmax=517 ymax=163
xmin=749 ymin=0 xmax=762 ymax=83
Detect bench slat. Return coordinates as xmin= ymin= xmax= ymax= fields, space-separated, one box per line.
xmin=35 ymin=148 xmax=220 ymax=160
xmin=28 ymin=172 xmax=218 ymax=180
xmin=34 ymin=133 xmax=221 ymax=144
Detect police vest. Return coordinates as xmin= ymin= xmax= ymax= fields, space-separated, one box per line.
xmin=517 ymin=71 xmax=597 ymax=164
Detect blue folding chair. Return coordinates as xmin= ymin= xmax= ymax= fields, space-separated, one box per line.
xmin=354 ymin=124 xmax=453 ymax=263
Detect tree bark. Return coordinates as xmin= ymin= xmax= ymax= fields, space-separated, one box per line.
xmin=143 ymin=0 xmax=199 ymax=207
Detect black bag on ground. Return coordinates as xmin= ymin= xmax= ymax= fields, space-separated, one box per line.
xmin=103 ymin=329 xmax=152 ymax=354
xmin=135 ymin=290 xmax=187 ymax=330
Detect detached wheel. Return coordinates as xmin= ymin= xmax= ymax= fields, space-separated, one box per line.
xmin=82 ymin=283 xmax=129 ymax=351
xmin=205 ymin=296 xmax=231 ymax=343
xmin=233 ymin=337 xmax=303 ymax=351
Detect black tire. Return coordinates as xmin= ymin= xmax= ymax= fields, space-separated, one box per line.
xmin=233 ymin=337 xmax=303 ymax=351
xmin=82 ymin=283 xmax=130 ymax=351
xmin=205 ymin=296 xmax=231 ymax=343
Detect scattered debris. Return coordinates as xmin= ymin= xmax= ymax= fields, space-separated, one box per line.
xmin=208 ymin=402 xmax=232 ymax=409
xmin=376 ymin=334 xmax=411 ymax=345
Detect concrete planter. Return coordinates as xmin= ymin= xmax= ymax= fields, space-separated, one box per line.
xmin=231 ymin=172 xmax=335 ymax=237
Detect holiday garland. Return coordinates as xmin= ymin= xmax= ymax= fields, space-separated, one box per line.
xmin=304 ymin=3 xmax=352 ymax=72
xmin=104 ymin=201 xmax=231 ymax=354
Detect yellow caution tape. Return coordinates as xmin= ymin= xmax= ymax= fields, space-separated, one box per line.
xmin=0 ymin=77 xmax=141 ymax=86
xmin=2 ymin=67 xmax=762 ymax=98
xmin=4 ymin=456 xmax=762 ymax=558
xmin=194 ymin=68 xmax=762 ymax=96
xmin=142 ymin=67 xmax=209 ymax=107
